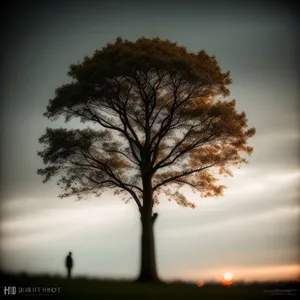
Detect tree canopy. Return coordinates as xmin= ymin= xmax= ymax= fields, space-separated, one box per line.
xmin=38 ymin=37 xmax=255 ymax=211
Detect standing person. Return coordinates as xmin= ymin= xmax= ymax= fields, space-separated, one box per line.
xmin=65 ymin=252 xmax=73 ymax=279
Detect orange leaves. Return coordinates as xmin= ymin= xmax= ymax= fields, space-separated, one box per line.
xmin=218 ymin=166 xmax=233 ymax=177
xmin=245 ymin=145 xmax=254 ymax=155
xmin=189 ymin=145 xmax=220 ymax=166
xmin=164 ymin=189 xmax=196 ymax=209
xmin=154 ymin=171 xmax=177 ymax=185
xmin=183 ymin=96 xmax=211 ymax=118
xmin=178 ymin=141 xmax=192 ymax=153
xmin=153 ymin=194 xmax=160 ymax=206
xmin=190 ymin=96 xmax=211 ymax=108
xmin=192 ymin=171 xmax=226 ymax=198
xmin=106 ymin=155 xmax=131 ymax=170
xmin=230 ymin=138 xmax=244 ymax=148
xmin=155 ymin=145 xmax=168 ymax=161
xmin=245 ymin=127 xmax=256 ymax=138
xmin=153 ymin=168 xmax=227 ymax=204
xmin=40 ymin=36 xmax=256 ymax=210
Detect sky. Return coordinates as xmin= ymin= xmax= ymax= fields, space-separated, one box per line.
xmin=0 ymin=0 xmax=299 ymax=282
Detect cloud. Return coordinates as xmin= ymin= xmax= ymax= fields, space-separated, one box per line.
xmin=1 ymin=198 xmax=133 ymax=248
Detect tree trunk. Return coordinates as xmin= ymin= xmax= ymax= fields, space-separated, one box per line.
xmin=137 ymin=174 xmax=159 ymax=283
xmin=137 ymin=213 xmax=159 ymax=282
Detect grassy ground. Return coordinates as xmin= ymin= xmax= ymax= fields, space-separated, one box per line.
xmin=1 ymin=273 xmax=299 ymax=300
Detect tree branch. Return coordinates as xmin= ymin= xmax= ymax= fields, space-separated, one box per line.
xmin=153 ymin=163 xmax=217 ymax=191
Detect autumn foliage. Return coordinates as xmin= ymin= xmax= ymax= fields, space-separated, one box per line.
xmin=37 ymin=37 xmax=255 ymax=281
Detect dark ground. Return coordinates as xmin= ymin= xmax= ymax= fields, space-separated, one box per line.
xmin=1 ymin=272 xmax=299 ymax=300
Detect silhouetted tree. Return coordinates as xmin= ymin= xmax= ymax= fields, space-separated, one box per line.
xmin=37 ymin=37 xmax=255 ymax=282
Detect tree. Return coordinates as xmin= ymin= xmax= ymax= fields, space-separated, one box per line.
xmin=37 ymin=37 xmax=256 ymax=282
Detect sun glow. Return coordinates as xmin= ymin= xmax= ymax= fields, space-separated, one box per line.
xmin=224 ymin=272 xmax=233 ymax=281
xmin=196 ymin=280 xmax=205 ymax=287
xmin=222 ymin=272 xmax=233 ymax=286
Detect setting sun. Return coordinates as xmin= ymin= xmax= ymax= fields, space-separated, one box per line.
xmin=224 ymin=272 xmax=233 ymax=281
xmin=222 ymin=272 xmax=233 ymax=286
xmin=196 ymin=280 xmax=205 ymax=287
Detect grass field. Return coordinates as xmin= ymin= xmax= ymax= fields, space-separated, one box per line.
xmin=1 ymin=273 xmax=299 ymax=299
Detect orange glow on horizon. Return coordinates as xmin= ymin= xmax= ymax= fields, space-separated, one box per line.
xmin=222 ymin=272 xmax=233 ymax=286
xmin=196 ymin=280 xmax=205 ymax=287
xmin=222 ymin=279 xmax=233 ymax=286
xmin=182 ymin=264 xmax=300 ymax=282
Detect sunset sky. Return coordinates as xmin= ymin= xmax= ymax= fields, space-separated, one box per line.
xmin=1 ymin=0 xmax=299 ymax=282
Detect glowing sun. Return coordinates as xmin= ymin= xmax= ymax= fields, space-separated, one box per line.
xmin=224 ymin=272 xmax=233 ymax=281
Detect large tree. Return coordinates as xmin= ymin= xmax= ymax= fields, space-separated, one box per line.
xmin=37 ymin=37 xmax=255 ymax=282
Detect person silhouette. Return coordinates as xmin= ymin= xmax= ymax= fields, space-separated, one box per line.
xmin=65 ymin=252 xmax=73 ymax=279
